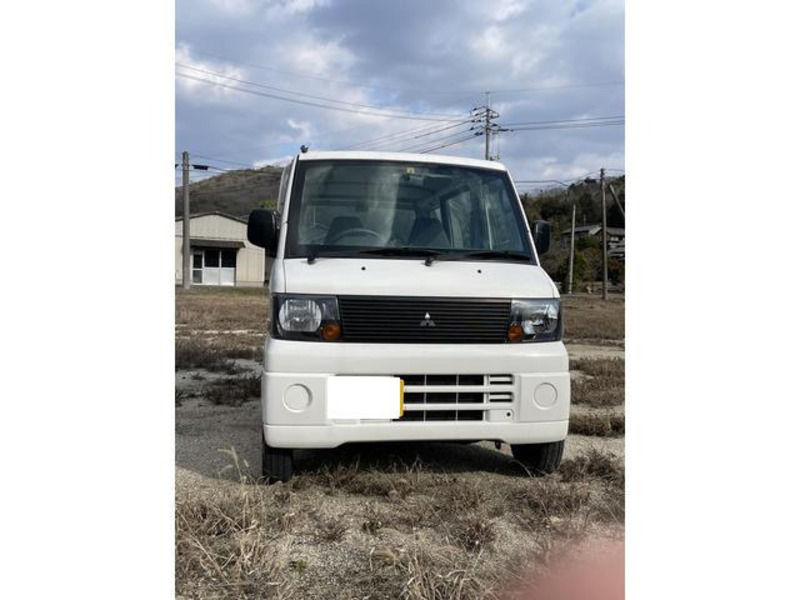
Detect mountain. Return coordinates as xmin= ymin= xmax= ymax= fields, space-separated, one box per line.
xmin=175 ymin=166 xmax=284 ymax=218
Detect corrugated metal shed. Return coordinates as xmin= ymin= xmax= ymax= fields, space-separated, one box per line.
xmin=175 ymin=212 xmax=269 ymax=286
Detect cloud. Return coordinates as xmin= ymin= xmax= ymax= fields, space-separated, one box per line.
xmin=176 ymin=0 xmax=624 ymax=178
xmin=203 ymin=0 xmax=330 ymax=17
xmin=175 ymin=43 xmax=248 ymax=104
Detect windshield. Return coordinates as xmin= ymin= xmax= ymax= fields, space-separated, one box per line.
xmin=285 ymin=160 xmax=534 ymax=262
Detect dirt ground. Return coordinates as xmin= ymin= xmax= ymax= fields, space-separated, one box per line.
xmin=176 ymin=359 xmax=623 ymax=485
xmin=175 ymin=288 xmax=624 ymax=599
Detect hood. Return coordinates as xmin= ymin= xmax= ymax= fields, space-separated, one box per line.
xmin=276 ymin=258 xmax=558 ymax=298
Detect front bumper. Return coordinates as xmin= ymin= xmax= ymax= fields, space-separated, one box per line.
xmin=265 ymin=421 xmax=568 ymax=449
xmin=262 ymin=338 xmax=570 ymax=449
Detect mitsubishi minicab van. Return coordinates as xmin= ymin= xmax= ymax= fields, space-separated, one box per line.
xmin=247 ymin=151 xmax=569 ymax=482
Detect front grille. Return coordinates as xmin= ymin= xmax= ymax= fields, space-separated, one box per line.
xmin=394 ymin=373 xmax=514 ymax=422
xmin=338 ymin=296 xmax=511 ymax=344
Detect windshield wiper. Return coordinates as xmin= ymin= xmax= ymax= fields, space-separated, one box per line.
xmin=423 ymin=250 xmax=532 ymax=266
xmin=307 ymin=247 xmax=439 ymax=264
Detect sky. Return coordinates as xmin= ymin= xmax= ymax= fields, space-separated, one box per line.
xmin=176 ymin=0 xmax=624 ymax=191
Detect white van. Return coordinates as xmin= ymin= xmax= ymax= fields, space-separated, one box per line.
xmin=247 ymin=151 xmax=569 ymax=482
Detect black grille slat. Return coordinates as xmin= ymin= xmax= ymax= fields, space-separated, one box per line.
xmin=339 ymin=296 xmax=510 ymax=344
xmin=427 ymin=375 xmax=457 ymax=385
xmin=457 ymin=411 xmax=484 ymax=421
xmin=458 ymin=392 xmax=483 ymax=404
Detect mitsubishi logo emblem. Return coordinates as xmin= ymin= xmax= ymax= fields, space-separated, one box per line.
xmin=420 ymin=312 xmax=436 ymax=327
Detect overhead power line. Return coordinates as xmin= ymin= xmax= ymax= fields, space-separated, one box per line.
xmin=507 ymin=120 xmax=624 ymax=134
xmin=177 ymin=63 xmax=466 ymax=118
xmin=176 ymin=64 xmax=468 ymax=121
xmin=341 ymin=120 xmax=469 ymax=150
xmin=501 ymin=115 xmax=624 ymax=127
xmin=398 ymin=127 xmax=478 ymax=152
xmin=418 ymin=132 xmax=483 ymax=154
xmin=177 ymin=72 xmax=469 ymax=122
xmin=348 ymin=119 xmax=477 ymax=151
xmin=184 ymin=48 xmax=624 ymax=97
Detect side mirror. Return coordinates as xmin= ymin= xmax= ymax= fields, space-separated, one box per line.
xmin=248 ymin=209 xmax=279 ymax=256
xmin=532 ymin=220 xmax=551 ymax=255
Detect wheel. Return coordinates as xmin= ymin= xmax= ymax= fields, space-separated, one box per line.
xmin=511 ymin=440 xmax=565 ymax=475
xmin=262 ymin=434 xmax=294 ymax=483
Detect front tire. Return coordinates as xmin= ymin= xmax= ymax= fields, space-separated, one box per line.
xmin=262 ymin=435 xmax=293 ymax=483
xmin=511 ymin=440 xmax=565 ymax=475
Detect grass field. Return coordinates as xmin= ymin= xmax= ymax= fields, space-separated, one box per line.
xmin=562 ymin=295 xmax=625 ymax=343
xmin=175 ymin=287 xmax=625 ymax=599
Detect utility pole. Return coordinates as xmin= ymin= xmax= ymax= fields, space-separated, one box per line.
xmin=567 ymin=202 xmax=576 ymax=295
xmin=474 ymin=93 xmax=502 ymax=160
xmin=600 ymin=167 xmax=608 ymax=300
xmin=182 ymin=150 xmax=191 ymax=289
xmin=484 ymin=103 xmax=491 ymax=160
xmin=608 ymin=183 xmax=625 ymax=220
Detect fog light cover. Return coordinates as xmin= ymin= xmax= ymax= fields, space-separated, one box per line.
xmin=509 ymin=299 xmax=561 ymax=342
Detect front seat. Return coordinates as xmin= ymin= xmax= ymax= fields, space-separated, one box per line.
xmin=324 ymin=216 xmax=363 ymax=244
xmin=407 ymin=217 xmax=449 ymax=247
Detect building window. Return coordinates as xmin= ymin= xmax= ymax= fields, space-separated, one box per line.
xmin=221 ymin=249 xmax=236 ymax=268
xmin=204 ymin=249 xmax=220 ymax=268
xmin=191 ymin=247 xmax=237 ymax=286
xmin=192 ymin=251 xmax=203 ymax=283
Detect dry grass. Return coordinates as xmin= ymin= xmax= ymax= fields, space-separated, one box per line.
xmin=560 ymin=448 xmax=624 ymax=483
xmin=203 ymin=374 xmax=261 ymax=407
xmin=176 ymin=286 xmax=269 ymax=332
xmin=175 ymin=287 xmax=625 ymax=599
xmin=562 ymin=295 xmax=625 ymax=342
xmin=175 ymin=287 xmax=268 ymax=370
xmin=176 ymin=448 xmax=625 ymax=599
xmin=313 ymin=515 xmax=349 ymax=542
xmin=368 ymin=545 xmax=512 ymax=600
xmin=175 ymin=487 xmax=296 ymax=599
xmin=571 ymin=358 xmax=625 ymax=407
xmin=175 ymin=338 xmax=255 ymax=372
xmin=448 ymin=516 xmax=497 ymax=552
xmin=569 ymin=412 xmax=625 ymax=437
xmin=559 ymin=449 xmax=625 ymax=522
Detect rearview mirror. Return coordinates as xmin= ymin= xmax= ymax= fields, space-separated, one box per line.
xmin=532 ymin=220 xmax=551 ymax=255
xmin=248 ymin=209 xmax=279 ymax=256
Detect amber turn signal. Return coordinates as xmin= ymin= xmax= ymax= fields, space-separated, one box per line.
xmin=321 ymin=321 xmax=342 ymax=341
xmin=507 ymin=323 xmax=524 ymax=343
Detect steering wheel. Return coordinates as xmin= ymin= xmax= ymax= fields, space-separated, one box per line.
xmin=327 ymin=228 xmax=385 ymax=244
xmin=299 ymin=223 xmax=329 ymax=244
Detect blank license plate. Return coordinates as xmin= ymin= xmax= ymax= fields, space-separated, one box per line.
xmin=326 ymin=376 xmax=404 ymax=420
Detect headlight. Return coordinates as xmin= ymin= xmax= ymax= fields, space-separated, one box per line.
xmin=509 ymin=299 xmax=561 ymax=342
xmin=273 ymin=295 xmax=341 ymax=341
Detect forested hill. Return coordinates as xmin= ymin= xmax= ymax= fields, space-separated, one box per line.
xmin=518 ymin=175 xmax=625 ymax=235
xmin=519 ymin=175 xmax=626 ymax=288
xmin=175 ymin=166 xmax=283 ymax=217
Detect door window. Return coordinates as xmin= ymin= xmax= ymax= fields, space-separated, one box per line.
xmin=192 ymin=252 xmax=203 ymax=283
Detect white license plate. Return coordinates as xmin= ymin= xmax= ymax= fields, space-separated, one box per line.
xmin=326 ymin=376 xmax=404 ymax=420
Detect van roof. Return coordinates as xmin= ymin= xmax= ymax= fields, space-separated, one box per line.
xmin=296 ymin=151 xmax=508 ymax=172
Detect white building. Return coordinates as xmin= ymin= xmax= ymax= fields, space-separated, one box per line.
xmin=175 ymin=211 xmax=269 ymax=286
